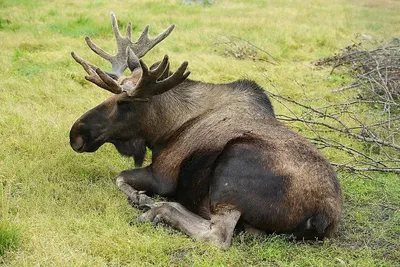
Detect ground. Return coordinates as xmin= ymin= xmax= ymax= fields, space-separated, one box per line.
xmin=0 ymin=0 xmax=399 ymax=266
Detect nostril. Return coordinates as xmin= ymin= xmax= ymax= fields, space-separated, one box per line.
xmin=71 ymin=135 xmax=85 ymax=152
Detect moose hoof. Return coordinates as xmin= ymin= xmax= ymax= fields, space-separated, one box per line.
xmin=127 ymin=196 xmax=138 ymax=208
xmin=152 ymin=215 xmax=163 ymax=227
xmin=137 ymin=202 xmax=167 ymax=223
xmin=137 ymin=212 xmax=163 ymax=228
xmin=138 ymin=191 xmax=156 ymax=207
xmin=137 ymin=214 xmax=148 ymax=224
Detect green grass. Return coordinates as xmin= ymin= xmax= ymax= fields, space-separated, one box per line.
xmin=1 ymin=0 xmax=399 ymax=265
xmin=0 ymin=222 xmax=19 ymax=257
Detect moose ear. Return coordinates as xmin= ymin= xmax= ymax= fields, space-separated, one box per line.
xmin=159 ymin=62 xmax=170 ymax=80
xmin=149 ymin=60 xmax=170 ymax=81
xmin=121 ymin=68 xmax=142 ymax=91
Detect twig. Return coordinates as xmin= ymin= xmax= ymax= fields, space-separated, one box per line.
xmin=214 ymin=33 xmax=278 ymax=65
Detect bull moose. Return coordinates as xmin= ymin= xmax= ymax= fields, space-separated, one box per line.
xmin=69 ymin=13 xmax=342 ymax=249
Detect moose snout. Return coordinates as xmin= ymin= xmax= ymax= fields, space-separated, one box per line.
xmin=70 ymin=134 xmax=84 ymax=152
xmin=70 ymin=122 xmax=86 ymax=152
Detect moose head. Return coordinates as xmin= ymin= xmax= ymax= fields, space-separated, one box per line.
xmin=69 ymin=13 xmax=190 ymax=166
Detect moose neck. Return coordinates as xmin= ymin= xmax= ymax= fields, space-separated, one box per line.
xmin=142 ymin=80 xmax=209 ymax=149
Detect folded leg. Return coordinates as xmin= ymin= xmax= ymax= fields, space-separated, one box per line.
xmin=139 ymin=202 xmax=241 ymax=249
xmin=115 ymin=166 xmax=156 ymax=207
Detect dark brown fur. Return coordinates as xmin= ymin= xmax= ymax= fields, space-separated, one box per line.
xmin=70 ymin=77 xmax=342 ymax=246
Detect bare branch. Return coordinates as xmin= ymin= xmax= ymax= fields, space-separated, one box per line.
xmin=214 ymin=33 xmax=278 ymax=65
xmin=316 ymin=37 xmax=400 ymax=103
xmin=267 ymin=76 xmax=399 ymax=174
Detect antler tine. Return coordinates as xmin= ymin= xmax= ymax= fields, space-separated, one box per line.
xmin=126 ymin=21 xmax=132 ymax=40
xmin=127 ymin=47 xmax=141 ymax=72
xmin=159 ymin=62 xmax=170 ymax=80
xmin=85 ymin=37 xmax=113 ymax=62
xmin=110 ymin=12 xmax=122 ymax=41
xmin=137 ymin=25 xmax=150 ymax=43
xmin=133 ymin=24 xmax=175 ymax=58
xmin=95 ymin=68 xmax=123 ymax=94
xmin=152 ymin=25 xmax=175 ymax=44
xmin=154 ymin=61 xmax=190 ymax=95
xmin=71 ymin=52 xmax=122 ymax=94
xmin=150 ymin=55 xmax=170 ymax=78
xmin=71 ymin=51 xmax=99 ymax=73
xmin=125 ymin=55 xmax=190 ymax=98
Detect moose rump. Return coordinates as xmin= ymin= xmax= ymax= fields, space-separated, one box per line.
xmin=209 ymin=135 xmax=341 ymax=239
xmin=69 ymin=13 xmax=342 ymax=249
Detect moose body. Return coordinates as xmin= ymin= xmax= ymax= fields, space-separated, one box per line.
xmin=69 ymin=13 xmax=342 ymax=248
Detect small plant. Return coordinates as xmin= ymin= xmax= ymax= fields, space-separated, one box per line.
xmin=0 ymin=222 xmax=20 ymax=257
xmin=0 ymin=173 xmax=20 ymax=257
xmin=0 ymin=18 xmax=11 ymax=30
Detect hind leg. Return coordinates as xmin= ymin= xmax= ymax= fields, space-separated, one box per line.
xmin=139 ymin=202 xmax=241 ymax=249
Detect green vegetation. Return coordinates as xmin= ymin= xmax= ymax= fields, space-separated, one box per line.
xmin=0 ymin=222 xmax=19 ymax=257
xmin=0 ymin=0 xmax=399 ymax=265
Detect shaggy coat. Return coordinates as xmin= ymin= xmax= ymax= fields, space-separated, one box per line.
xmin=70 ymin=78 xmax=342 ymax=247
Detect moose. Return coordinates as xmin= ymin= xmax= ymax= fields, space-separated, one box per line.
xmin=69 ymin=13 xmax=342 ymax=249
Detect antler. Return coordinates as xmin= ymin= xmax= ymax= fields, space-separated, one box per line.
xmin=71 ymin=13 xmax=188 ymax=97
xmin=85 ymin=12 xmax=175 ymax=77
xmin=124 ymin=54 xmax=191 ymax=98
xmin=71 ymin=12 xmax=175 ymax=94
xmin=72 ymin=50 xmax=190 ymax=98
xmin=71 ymin=51 xmax=123 ymax=94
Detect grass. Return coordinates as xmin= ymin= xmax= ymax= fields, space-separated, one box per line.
xmin=0 ymin=222 xmax=19 ymax=257
xmin=0 ymin=0 xmax=399 ymax=265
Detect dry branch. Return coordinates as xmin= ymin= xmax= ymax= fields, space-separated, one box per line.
xmin=314 ymin=37 xmax=400 ymax=105
xmin=262 ymin=37 xmax=400 ymax=174
xmin=267 ymin=81 xmax=400 ymax=174
xmin=214 ymin=33 xmax=278 ymax=64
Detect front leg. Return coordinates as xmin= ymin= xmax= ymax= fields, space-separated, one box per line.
xmin=115 ymin=165 xmax=176 ymax=207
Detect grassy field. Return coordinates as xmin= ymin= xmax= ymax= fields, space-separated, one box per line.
xmin=1 ymin=0 xmax=399 ymax=265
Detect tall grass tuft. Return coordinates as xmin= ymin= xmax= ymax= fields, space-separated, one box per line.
xmin=0 ymin=173 xmax=20 ymax=257
xmin=0 ymin=222 xmax=20 ymax=257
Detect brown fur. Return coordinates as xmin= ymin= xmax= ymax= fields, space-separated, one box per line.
xmin=70 ymin=76 xmax=342 ymax=243
xmin=149 ymin=101 xmax=342 ymax=234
